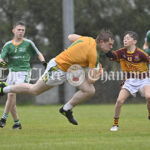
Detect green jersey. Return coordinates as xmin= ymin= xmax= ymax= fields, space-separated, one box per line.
xmin=0 ymin=38 xmax=40 ymax=71
xmin=145 ymin=30 xmax=150 ymax=47
xmin=144 ymin=30 xmax=150 ymax=55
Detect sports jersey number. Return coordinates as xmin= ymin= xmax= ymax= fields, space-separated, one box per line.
xmin=127 ymin=57 xmax=132 ymax=61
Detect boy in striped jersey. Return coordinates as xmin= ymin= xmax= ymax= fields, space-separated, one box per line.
xmin=0 ymin=21 xmax=46 ymax=129
xmin=106 ymin=31 xmax=150 ymax=131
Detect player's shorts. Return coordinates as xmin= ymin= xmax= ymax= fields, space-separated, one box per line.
xmin=42 ymin=58 xmax=66 ymax=86
xmin=6 ymin=71 xmax=31 ymax=85
xmin=122 ymin=78 xmax=150 ymax=97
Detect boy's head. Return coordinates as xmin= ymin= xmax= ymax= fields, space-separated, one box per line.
xmin=12 ymin=21 xmax=26 ymax=39
xmin=123 ymin=31 xmax=138 ymax=48
xmin=96 ymin=29 xmax=114 ymax=53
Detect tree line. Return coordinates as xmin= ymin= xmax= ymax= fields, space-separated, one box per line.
xmin=0 ymin=0 xmax=150 ymax=70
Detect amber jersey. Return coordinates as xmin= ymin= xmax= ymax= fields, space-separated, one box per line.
xmin=112 ymin=47 xmax=149 ymax=73
xmin=55 ymin=36 xmax=99 ymax=72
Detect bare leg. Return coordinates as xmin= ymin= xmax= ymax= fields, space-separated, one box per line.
xmin=4 ymin=93 xmax=16 ymax=115
xmin=110 ymin=88 xmax=130 ymax=131
xmin=6 ymin=79 xmax=53 ymax=95
xmin=69 ymin=78 xmax=95 ymax=106
xmin=63 ymin=78 xmax=95 ymax=111
xmin=60 ymin=78 xmax=95 ymax=125
xmin=114 ymin=88 xmax=130 ymax=118
xmin=10 ymin=104 xmax=18 ymax=121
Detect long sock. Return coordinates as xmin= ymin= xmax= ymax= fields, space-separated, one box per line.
xmin=63 ymin=102 xmax=73 ymax=111
xmin=113 ymin=118 xmax=119 ymax=126
xmin=3 ymin=86 xmax=11 ymax=93
xmin=14 ymin=120 xmax=20 ymax=125
xmin=2 ymin=113 xmax=8 ymax=120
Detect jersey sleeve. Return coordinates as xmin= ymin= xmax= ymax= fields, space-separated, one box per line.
xmin=29 ymin=40 xmax=40 ymax=56
xmin=145 ymin=30 xmax=150 ymax=43
xmin=0 ymin=44 xmax=9 ymax=59
xmin=141 ymin=51 xmax=150 ymax=63
xmin=112 ymin=48 xmax=124 ymax=61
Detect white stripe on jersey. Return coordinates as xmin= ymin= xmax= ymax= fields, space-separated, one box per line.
xmin=24 ymin=38 xmax=40 ymax=55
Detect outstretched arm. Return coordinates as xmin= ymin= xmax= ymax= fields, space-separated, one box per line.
xmin=38 ymin=52 xmax=47 ymax=69
xmin=38 ymin=52 xmax=45 ymax=62
xmin=68 ymin=34 xmax=81 ymax=43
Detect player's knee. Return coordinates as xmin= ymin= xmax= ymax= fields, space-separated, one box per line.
xmin=8 ymin=93 xmax=16 ymax=98
xmin=86 ymin=86 xmax=95 ymax=96
xmin=145 ymin=93 xmax=150 ymax=100
xmin=116 ymin=99 xmax=124 ymax=106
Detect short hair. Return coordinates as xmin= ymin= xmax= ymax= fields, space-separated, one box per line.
xmin=13 ymin=21 xmax=26 ymax=28
xmin=96 ymin=29 xmax=114 ymax=43
xmin=124 ymin=31 xmax=138 ymax=41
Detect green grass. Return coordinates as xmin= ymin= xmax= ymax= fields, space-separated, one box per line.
xmin=0 ymin=104 xmax=150 ymax=150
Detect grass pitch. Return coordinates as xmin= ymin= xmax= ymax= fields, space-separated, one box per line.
xmin=0 ymin=104 xmax=150 ymax=150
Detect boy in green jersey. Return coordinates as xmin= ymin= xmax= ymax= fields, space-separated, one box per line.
xmin=0 ymin=21 xmax=46 ymax=129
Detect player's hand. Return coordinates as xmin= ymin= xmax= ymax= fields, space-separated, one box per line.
xmin=88 ymin=64 xmax=103 ymax=83
xmin=42 ymin=61 xmax=47 ymax=69
xmin=0 ymin=60 xmax=7 ymax=68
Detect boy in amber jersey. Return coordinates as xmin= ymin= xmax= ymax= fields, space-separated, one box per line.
xmin=0 ymin=29 xmax=114 ymax=125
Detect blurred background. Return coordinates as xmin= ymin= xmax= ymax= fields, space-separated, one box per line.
xmin=0 ymin=0 xmax=150 ymax=105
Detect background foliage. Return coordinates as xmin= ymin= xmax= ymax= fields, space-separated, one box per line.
xmin=0 ymin=0 xmax=150 ymax=66
xmin=0 ymin=0 xmax=150 ymax=103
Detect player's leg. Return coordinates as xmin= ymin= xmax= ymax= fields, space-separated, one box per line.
xmin=59 ymin=78 xmax=95 ymax=125
xmin=10 ymin=105 xmax=22 ymax=129
xmin=141 ymin=84 xmax=150 ymax=119
xmin=3 ymin=79 xmax=53 ymax=95
xmin=0 ymin=93 xmax=16 ymax=128
xmin=110 ymin=88 xmax=130 ymax=131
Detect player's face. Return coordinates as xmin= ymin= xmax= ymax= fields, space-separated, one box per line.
xmin=13 ymin=25 xmax=26 ymax=40
xmin=123 ymin=34 xmax=136 ymax=47
xmin=99 ymin=38 xmax=114 ymax=53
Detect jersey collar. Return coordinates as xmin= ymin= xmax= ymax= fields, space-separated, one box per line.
xmin=12 ymin=38 xmax=24 ymax=46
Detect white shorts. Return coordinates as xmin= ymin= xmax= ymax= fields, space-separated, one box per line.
xmin=6 ymin=71 xmax=31 ymax=85
xmin=122 ymin=78 xmax=150 ymax=97
xmin=42 ymin=58 xmax=66 ymax=86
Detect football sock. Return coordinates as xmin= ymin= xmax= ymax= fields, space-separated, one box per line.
xmin=2 ymin=113 xmax=8 ymax=120
xmin=14 ymin=120 xmax=20 ymax=125
xmin=3 ymin=86 xmax=11 ymax=93
xmin=113 ymin=118 xmax=119 ymax=126
xmin=63 ymin=102 xmax=73 ymax=111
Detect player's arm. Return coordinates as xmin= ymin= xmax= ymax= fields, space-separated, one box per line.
xmin=105 ymin=51 xmax=115 ymax=59
xmin=0 ymin=46 xmax=8 ymax=68
xmin=141 ymin=51 xmax=150 ymax=63
xmin=88 ymin=65 xmax=103 ymax=84
xmin=88 ymin=52 xmax=103 ymax=83
xmin=143 ymin=41 xmax=148 ymax=50
xmin=68 ymin=34 xmax=81 ymax=43
xmin=30 ymin=40 xmax=47 ymax=69
xmin=38 ymin=52 xmax=47 ymax=69
xmin=105 ymin=49 xmax=123 ymax=61
xmin=143 ymin=41 xmax=150 ymax=55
